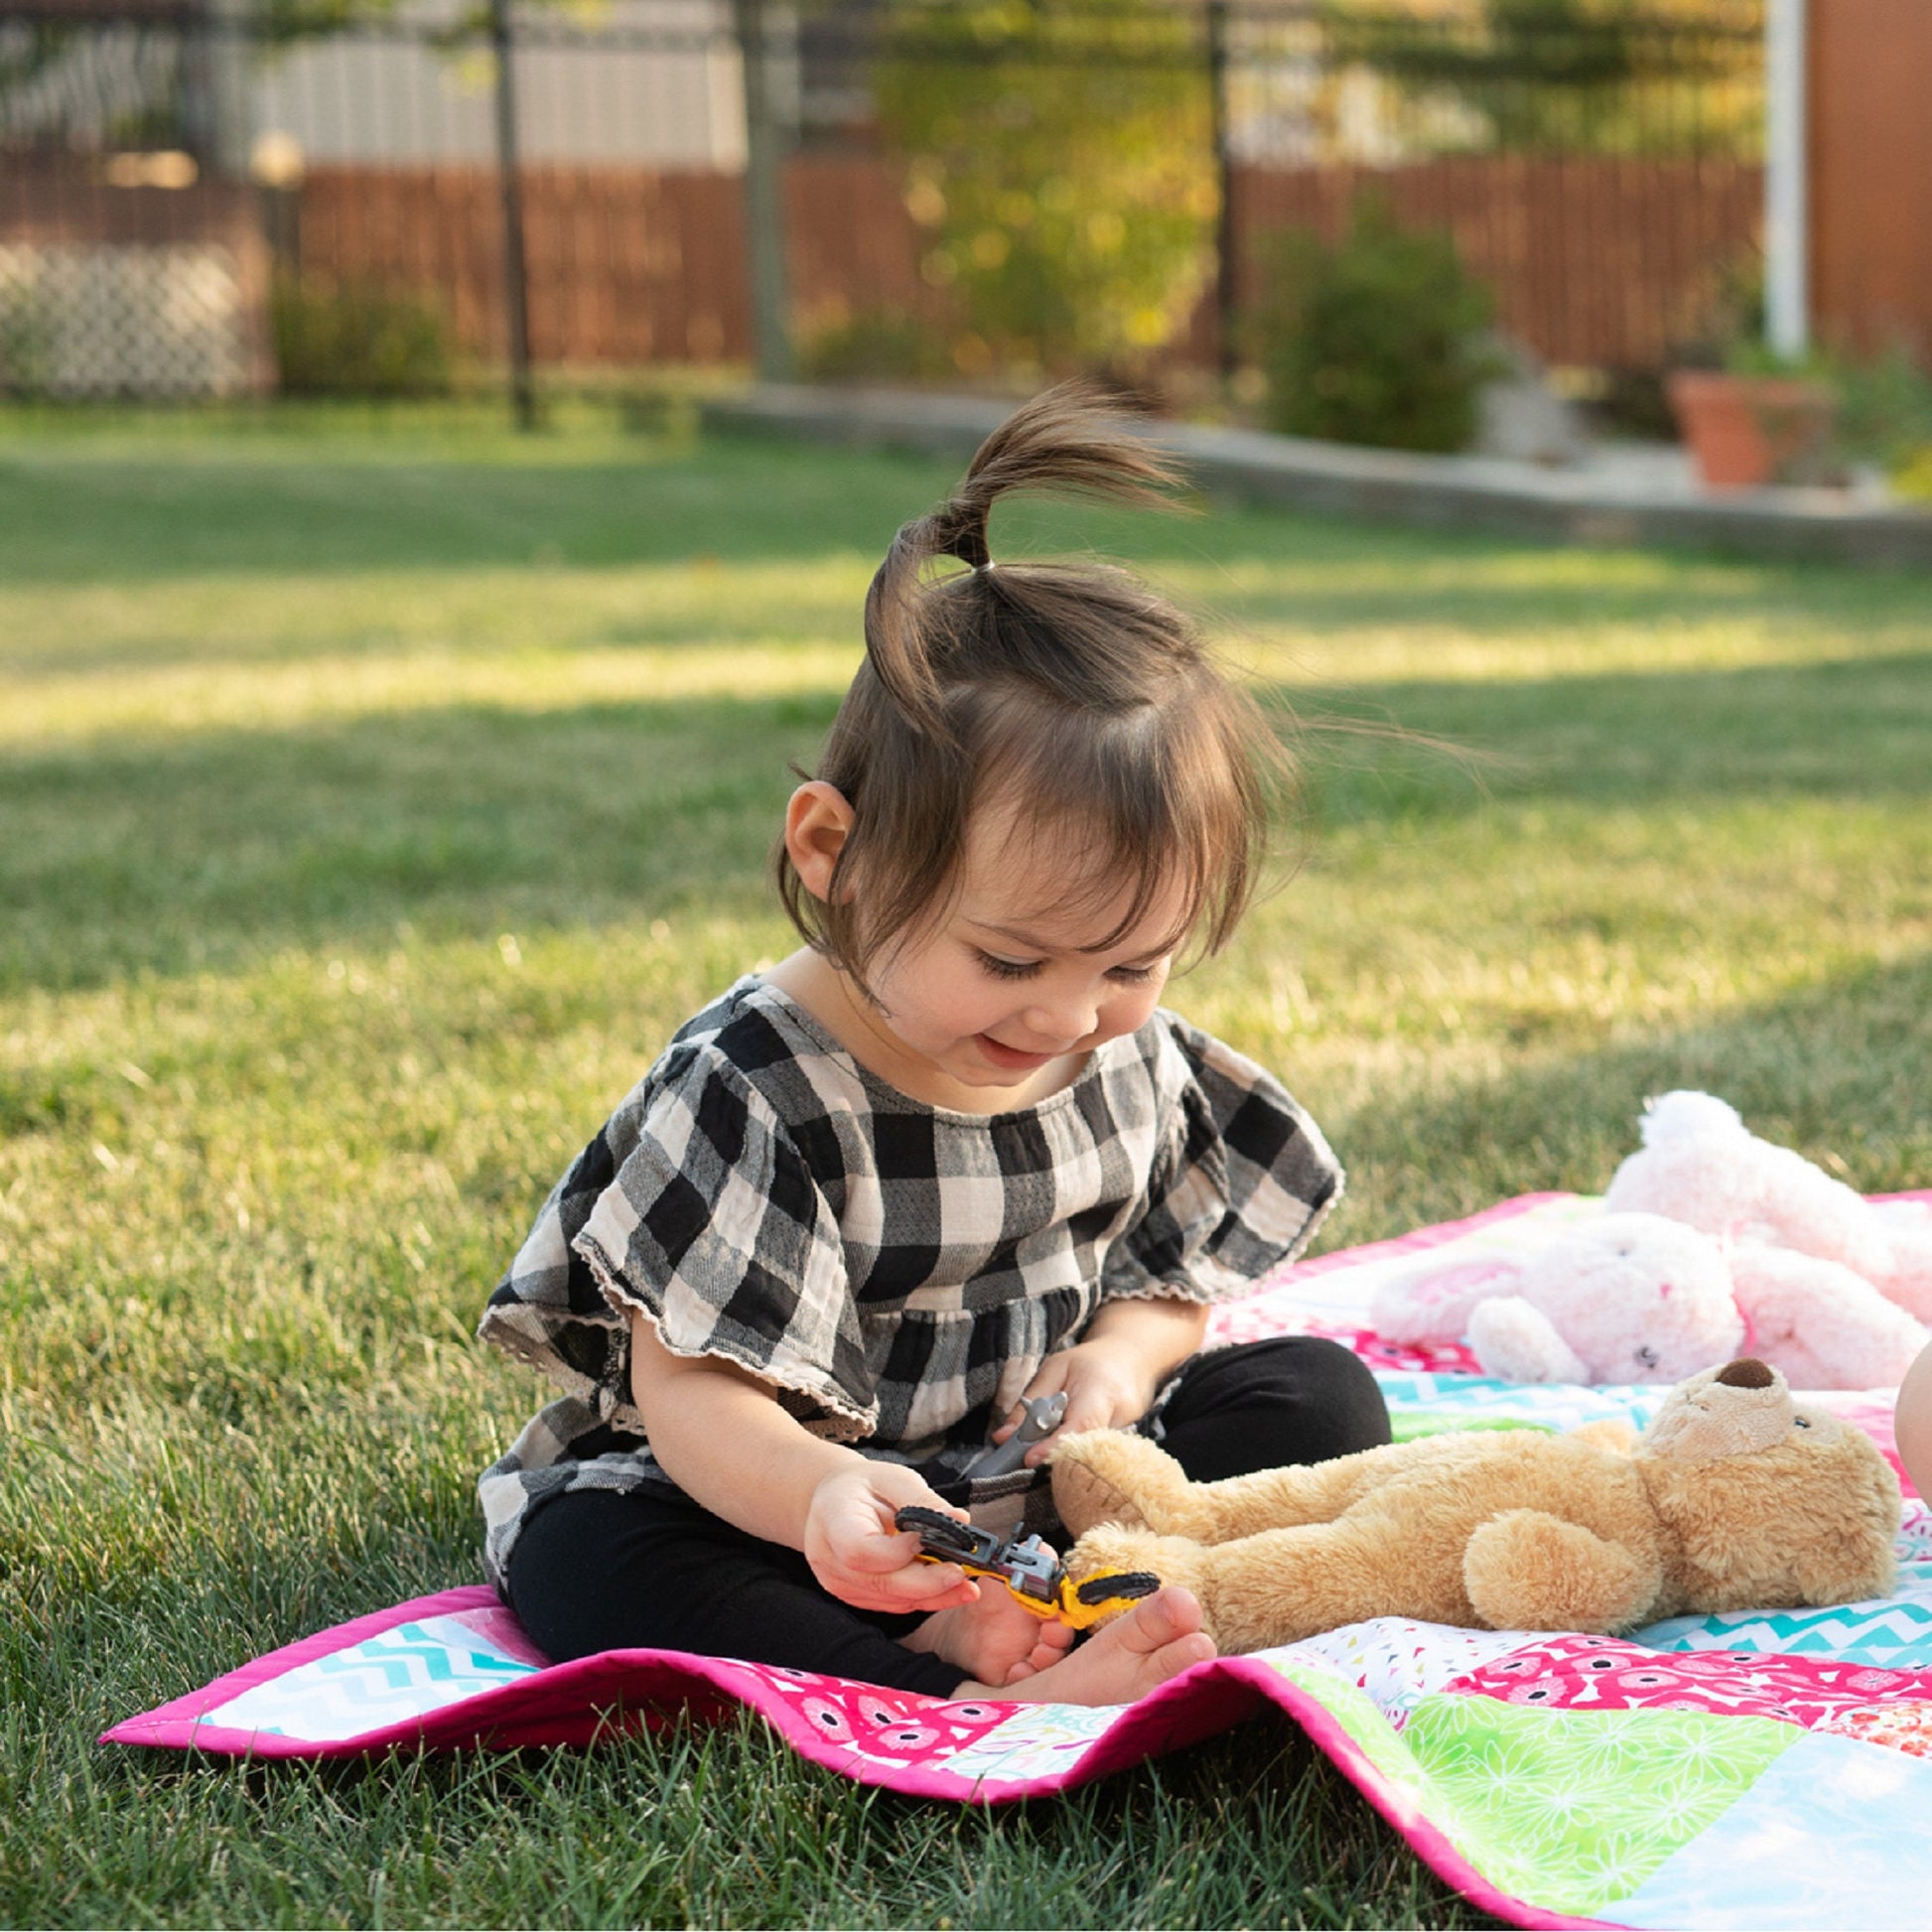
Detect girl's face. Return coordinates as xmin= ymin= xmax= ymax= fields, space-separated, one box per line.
xmin=858 ymin=798 xmax=1188 ymax=1105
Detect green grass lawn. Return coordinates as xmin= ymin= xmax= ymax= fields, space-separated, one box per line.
xmin=4 ymin=400 xmax=1930 ymax=1928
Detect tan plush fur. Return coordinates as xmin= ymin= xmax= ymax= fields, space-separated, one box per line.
xmin=1052 ymin=1358 xmax=1900 ymax=1655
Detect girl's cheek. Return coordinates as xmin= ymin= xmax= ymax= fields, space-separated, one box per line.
xmin=1105 ymin=986 xmax=1161 ymax=1035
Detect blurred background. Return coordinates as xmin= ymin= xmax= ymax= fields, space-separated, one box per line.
xmin=2 ymin=0 xmax=1928 ymax=483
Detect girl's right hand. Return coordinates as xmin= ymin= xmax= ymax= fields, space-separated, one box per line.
xmin=803 ymin=1463 xmax=983 ymax=1614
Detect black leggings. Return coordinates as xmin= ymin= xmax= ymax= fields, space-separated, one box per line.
xmin=503 ymin=1334 xmax=1389 ymax=1698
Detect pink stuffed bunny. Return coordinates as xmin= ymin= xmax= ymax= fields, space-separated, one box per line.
xmin=1371 ymin=1212 xmax=1747 ymax=1385
xmin=1605 ymin=1090 xmax=1932 ymax=1320
xmin=1372 ymin=1189 xmax=1928 ymax=1391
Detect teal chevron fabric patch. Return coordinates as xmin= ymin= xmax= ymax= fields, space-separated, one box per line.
xmin=200 ymin=1616 xmax=540 ymax=1740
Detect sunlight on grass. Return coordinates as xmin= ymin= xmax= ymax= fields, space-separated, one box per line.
xmin=1 ymin=628 xmax=864 ymax=744
xmin=8 ymin=561 xmax=1925 ymax=749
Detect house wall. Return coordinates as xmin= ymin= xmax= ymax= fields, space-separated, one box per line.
xmin=253 ymin=8 xmax=747 ymax=170
xmin=1809 ymin=0 xmax=1932 ymax=358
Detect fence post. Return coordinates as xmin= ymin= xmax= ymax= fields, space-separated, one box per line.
xmin=488 ymin=0 xmax=537 ymax=429
xmin=1206 ymin=0 xmax=1238 ymax=379
xmin=733 ymin=0 xmax=794 ymax=384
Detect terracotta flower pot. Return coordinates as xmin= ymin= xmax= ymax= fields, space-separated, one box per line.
xmin=1667 ymin=369 xmax=1837 ymax=490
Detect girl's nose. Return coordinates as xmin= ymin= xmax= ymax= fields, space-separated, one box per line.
xmin=1025 ymin=990 xmax=1099 ymax=1046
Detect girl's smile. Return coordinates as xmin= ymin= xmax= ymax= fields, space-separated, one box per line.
xmin=974 ymin=1035 xmax=1057 ymax=1073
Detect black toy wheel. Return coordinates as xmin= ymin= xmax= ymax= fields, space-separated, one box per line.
xmin=894 ymin=1505 xmax=990 ymax=1562
xmin=1073 ymin=1570 xmax=1162 ymax=1607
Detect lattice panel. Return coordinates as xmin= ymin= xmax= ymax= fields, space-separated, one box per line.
xmin=0 ymin=243 xmax=261 ymax=398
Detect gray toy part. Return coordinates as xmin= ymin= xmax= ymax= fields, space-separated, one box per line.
xmin=962 ymin=1391 xmax=1068 ymax=1478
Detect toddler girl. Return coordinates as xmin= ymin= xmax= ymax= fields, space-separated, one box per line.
xmin=478 ymin=385 xmax=1390 ymax=1706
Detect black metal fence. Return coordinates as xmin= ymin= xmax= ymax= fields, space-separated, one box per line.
xmin=0 ymin=0 xmax=1766 ymax=407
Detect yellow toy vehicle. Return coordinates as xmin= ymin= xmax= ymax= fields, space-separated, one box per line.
xmin=894 ymin=1505 xmax=1160 ymax=1631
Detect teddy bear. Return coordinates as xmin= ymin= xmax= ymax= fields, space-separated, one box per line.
xmin=1050 ymin=1358 xmax=1900 ymax=1655
xmin=1370 ymin=1205 xmax=1928 ymax=1391
xmin=1605 ymin=1089 xmax=1932 ymax=1321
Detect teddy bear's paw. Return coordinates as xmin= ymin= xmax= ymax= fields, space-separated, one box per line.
xmin=1050 ymin=1430 xmax=1203 ymax=1540
xmin=1463 ymin=1510 xmax=1661 ymax=1633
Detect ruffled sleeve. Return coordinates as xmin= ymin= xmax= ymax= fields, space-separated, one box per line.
xmin=1099 ymin=1016 xmax=1344 ymax=1304
xmin=476 ymin=1047 xmax=876 ymax=1442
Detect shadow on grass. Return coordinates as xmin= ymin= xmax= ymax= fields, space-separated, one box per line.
xmin=5 ymin=645 xmax=1929 ymax=996
xmin=1 ymin=691 xmax=802 ymax=995
xmin=5 ymin=433 xmax=1929 ymax=632
xmin=0 ymin=440 xmax=960 ymax=588
xmin=1298 ymin=642 xmax=1932 ymax=825
xmin=1327 ymin=941 xmax=1932 ymax=1227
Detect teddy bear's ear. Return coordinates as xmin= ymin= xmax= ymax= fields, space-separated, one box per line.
xmin=1569 ymin=1418 xmax=1641 ymax=1456
xmin=1642 ymin=1358 xmax=1794 ymax=1460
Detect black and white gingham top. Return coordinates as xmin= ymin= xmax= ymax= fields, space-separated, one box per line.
xmin=476 ymin=975 xmax=1342 ymax=1587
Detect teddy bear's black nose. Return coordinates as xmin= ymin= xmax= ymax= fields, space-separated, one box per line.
xmin=1716 ymin=1357 xmax=1775 ymax=1388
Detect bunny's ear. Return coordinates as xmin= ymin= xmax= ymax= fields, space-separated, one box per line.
xmin=1642 ymin=1357 xmax=1794 ymax=1460
xmin=1370 ymin=1255 xmax=1525 ymax=1345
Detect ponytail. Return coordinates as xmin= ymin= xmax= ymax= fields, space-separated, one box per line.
xmin=860 ymin=381 xmax=1185 ymax=740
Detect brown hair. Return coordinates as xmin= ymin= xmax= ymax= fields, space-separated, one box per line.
xmin=775 ymin=381 xmax=1294 ymax=983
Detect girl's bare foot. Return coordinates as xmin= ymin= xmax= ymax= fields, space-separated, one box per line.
xmin=947 ymin=1587 xmax=1215 ymax=1708
xmin=903 ymin=1582 xmax=1076 ymax=1686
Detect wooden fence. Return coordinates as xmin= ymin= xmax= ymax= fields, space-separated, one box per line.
xmin=1226 ymin=156 xmax=1761 ymax=371
xmin=296 ymin=166 xmax=752 ymax=365
xmin=290 ymin=151 xmax=1761 ymax=375
xmin=0 ymin=155 xmax=275 ymax=395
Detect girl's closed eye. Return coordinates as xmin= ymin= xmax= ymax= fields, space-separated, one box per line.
xmin=975 ymin=950 xmax=1041 ymax=981
xmin=974 ymin=948 xmax=1161 ymax=986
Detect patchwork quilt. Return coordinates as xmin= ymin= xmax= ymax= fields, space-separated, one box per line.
xmin=106 ymin=1192 xmax=1932 ymax=1931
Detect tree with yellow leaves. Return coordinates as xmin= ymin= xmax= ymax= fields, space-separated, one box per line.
xmin=872 ymin=1 xmax=1218 ymax=379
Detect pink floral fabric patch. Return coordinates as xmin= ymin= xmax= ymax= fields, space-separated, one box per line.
xmin=1449 ymin=1634 xmax=1932 ymax=1735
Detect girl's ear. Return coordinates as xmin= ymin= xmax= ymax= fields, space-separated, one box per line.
xmin=784 ymin=781 xmax=856 ymax=902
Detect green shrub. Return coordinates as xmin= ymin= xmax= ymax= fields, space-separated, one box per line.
xmin=271 ymin=274 xmax=454 ymax=397
xmin=1892 ymin=448 xmax=1932 ymax=501
xmin=0 ymin=282 xmax=55 ymax=398
xmin=1831 ymin=343 xmax=1932 ymax=479
xmin=1256 ymin=198 xmax=1498 ymax=454
xmin=795 ymin=307 xmax=957 ymax=384
xmin=1715 ymin=333 xmax=1932 ymax=492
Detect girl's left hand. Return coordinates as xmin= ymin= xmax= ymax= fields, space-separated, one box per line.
xmin=994 ymin=1297 xmax=1211 ymax=1465
xmin=1003 ymin=1339 xmax=1156 ymax=1450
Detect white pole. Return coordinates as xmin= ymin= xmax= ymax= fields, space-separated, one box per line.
xmin=1765 ymin=0 xmax=1809 ymax=359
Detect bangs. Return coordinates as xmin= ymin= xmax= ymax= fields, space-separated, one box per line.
xmin=973 ymin=675 xmax=1273 ymax=963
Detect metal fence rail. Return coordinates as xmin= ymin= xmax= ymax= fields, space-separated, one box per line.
xmin=0 ymin=0 xmax=1767 ymax=406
